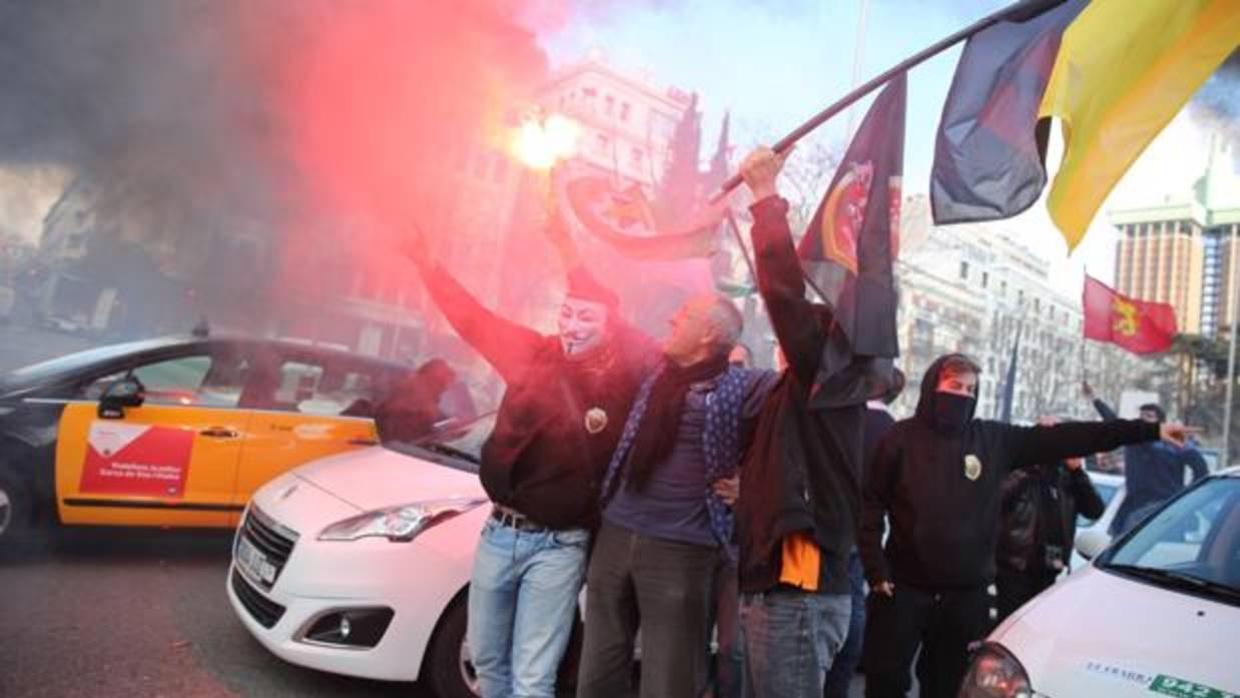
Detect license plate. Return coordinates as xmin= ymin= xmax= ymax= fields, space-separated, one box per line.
xmin=235 ymin=535 xmax=277 ymax=586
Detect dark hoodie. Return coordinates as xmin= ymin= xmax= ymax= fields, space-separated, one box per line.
xmin=418 ymin=262 xmax=657 ymax=529
xmin=858 ymin=355 xmax=1160 ymax=590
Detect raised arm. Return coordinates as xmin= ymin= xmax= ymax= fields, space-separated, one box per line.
xmin=1004 ymin=419 xmax=1167 ymax=471
xmin=740 ymin=148 xmax=828 ymax=387
xmin=401 ymin=228 xmax=544 ymax=381
xmin=1082 ymin=381 xmax=1118 ymax=421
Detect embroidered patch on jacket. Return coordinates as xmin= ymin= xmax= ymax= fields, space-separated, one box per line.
xmin=964 ymin=454 xmax=982 ymax=481
xmin=584 ymin=407 xmax=608 ymax=434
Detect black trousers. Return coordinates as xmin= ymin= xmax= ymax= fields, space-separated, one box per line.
xmin=861 ymin=584 xmax=990 ymax=698
xmin=994 ymin=567 xmax=1057 ymax=625
xmin=575 ymin=522 xmax=720 ymax=698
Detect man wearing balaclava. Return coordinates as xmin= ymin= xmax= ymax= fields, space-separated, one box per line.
xmin=1082 ymin=381 xmax=1208 ymax=536
xmin=859 ymin=354 xmax=1191 ymax=698
xmin=401 ymin=219 xmax=657 ymax=698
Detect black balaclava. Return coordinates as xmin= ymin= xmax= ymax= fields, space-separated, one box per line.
xmin=914 ymin=354 xmax=978 ymax=435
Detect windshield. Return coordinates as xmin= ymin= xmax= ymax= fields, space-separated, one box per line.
xmin=383 ymin=411 xmax=496 ymax=468
xmin=1102 ymin=478 xmax=1240 ymax=605
xmin=0 ymin=338 xmax=178 ymax=391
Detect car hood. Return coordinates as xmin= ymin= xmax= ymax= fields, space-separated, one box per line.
xmin=991 ymin=564 xmax=1240 ymax=697
xmin=287 ymin=445 xmax=484 ymax=512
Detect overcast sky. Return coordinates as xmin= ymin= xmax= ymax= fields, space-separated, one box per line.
xmin=540 ymin=0 xmax=1231 ymax=288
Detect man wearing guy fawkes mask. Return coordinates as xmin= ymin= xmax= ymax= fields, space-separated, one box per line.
xmin=401 ymin=222 xmax=657 ymax=698
xmin=858 ymin=354 xmax=1192 ymax=698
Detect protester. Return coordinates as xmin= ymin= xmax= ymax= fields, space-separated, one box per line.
xmin=402 ymin=224 xmax=656 ymax=698
xmin=731 ymin=147 xmax=876 ymax=698
xmin=576 ymin=294 xmax=776 ymax=698
xmin=1082 ymin=381 xmax=1208 ymax=535
xmin=994 ymin=428 xmax=1105 ymax=622
xmin=860 ymin=355 xmax=1191 ymax=698
xmin=823 ymin=369 xmax=905 ymax=698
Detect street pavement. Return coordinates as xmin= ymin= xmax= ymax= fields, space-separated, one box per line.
xmin=0 ymin=529 xmax=430 ymax=698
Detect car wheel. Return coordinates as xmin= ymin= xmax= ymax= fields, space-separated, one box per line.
xmin=422 ymin=592 xmax=584 ymax=698
xmin=0 ymin=468 xmax=31 ymax=544
xmin=424 ymin=596 xmax=481 ymax=698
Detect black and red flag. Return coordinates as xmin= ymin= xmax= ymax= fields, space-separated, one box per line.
xmin=930 ymin=0 xmax=1085 ymax=225
xmin=797 ymin=73 xmax=905 ymax=405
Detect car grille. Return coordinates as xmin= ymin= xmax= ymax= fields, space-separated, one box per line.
xmin=231 ymin=568 xmax=286 ymax=629
xmin=239 ymin=505 xmax=298 ymax=588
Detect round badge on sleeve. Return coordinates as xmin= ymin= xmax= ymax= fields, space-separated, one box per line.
xmin=584 ymin=407 xmax=608 ymax=434
xmin=964 ymin=454 xmax=982 ymax=481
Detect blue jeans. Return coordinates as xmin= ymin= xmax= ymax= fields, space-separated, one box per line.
xmin=739 ymin=589 xmax=852 ymax=698
xmin=822 ymin=553 xmax=866 ymax=698
xmin=467 ymin=518 xmax=590 ymax=698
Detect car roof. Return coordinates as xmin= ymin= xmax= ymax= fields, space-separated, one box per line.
xmin=0 ymin=334 xmax=413 ymax=395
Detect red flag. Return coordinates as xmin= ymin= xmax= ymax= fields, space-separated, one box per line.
xmin=1082 ymin=275 xmax=1177 ymax=354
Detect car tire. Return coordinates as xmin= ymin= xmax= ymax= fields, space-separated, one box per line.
xmin=422 ymin=592 xmax=584 ymax=698
xmin=423 ymin=595 xmax=480 ymax=698
xmin=0 ymin=467 xmax=32 ymax=545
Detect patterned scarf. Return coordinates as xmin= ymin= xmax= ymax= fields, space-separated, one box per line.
xmin=600 ymin=361 xmax=749 ymax=560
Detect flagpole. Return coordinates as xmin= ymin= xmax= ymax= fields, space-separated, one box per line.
xmin=724 ymin=211 xmax=759 ymax=285
xmin=1223 ymin=224 xmax=1238 ymax=468
xmin=710 ymin=0 xmax=1063 ymax=202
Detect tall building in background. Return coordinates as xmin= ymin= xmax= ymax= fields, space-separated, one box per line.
xmin=1110 ymin=138 xmax=1240 ymax=337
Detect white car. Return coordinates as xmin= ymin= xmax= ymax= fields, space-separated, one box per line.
xmin=226 ymin=417 xmax=576 ymax=698
xmin=1068 ymin=470 xmax=1125 ymax=573
xmin=962 ymin=468 xmax=1240 ymax=698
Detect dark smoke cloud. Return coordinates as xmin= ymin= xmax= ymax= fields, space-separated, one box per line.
xmin=0 ymin=0 xmax=552 ymax=335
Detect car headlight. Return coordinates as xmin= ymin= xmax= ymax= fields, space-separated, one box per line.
xmin=318 ymin=496 xmax=488 ymax=542
xmin=959 ymin=642 xmax=1033 ymax=698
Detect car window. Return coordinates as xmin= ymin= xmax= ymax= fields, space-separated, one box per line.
xmin=79 ymin=354 xmax=246 ymax=408
xmin=1107 ymin=479 xmax=1240 ymax=594
xmin=261 ymin=359 xmax=383 ymax=416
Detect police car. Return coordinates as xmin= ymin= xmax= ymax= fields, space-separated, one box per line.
xmin=963 ymin=468 xmax=1240 ymax=698
xmin=0 ymin=334 xmax=415 ymax=542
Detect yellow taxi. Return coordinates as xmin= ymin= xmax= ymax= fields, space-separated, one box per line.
xmin=0 ymin=334 xmax=419 ymax=540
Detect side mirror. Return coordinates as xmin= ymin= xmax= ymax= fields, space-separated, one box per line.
xmin=1075 ymin=529 xmax=1111 ymax=561
xmin=98 ymin=377 xmax=146 ymax=419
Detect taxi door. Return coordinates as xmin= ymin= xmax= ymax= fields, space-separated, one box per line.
xmin=55 ymin=351 xmax=252 ymax=529
xmin=231 ymin=353 xmax=385 ymax=513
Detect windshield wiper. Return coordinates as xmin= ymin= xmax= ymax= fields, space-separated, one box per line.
xmin=416 ymin=441 xmax=480 ymax=464
xmin=1105 ymin=564 xmax=1240 ymax=603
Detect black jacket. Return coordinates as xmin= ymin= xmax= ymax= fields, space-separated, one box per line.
xmin=996 ymin=462 xmax=1105 ymax=573
xmin=859 ymin=356 xmax=1160 ymax=590
xmin=735 ymin=197 xmax=865 ymax=596
xmin=421 ymin=263 xmax=656 ymax=529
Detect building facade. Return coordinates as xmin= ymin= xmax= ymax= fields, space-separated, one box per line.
xmin=892 ymin=196 xmax=1174 ymax=424
xmin=1110 ymin=139 xmax=1240 ymax=337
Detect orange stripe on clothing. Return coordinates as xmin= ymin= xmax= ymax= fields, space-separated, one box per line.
xmin=778 ymin=531 xmax=821 ymax=592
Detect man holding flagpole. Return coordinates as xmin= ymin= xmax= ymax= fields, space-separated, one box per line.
xmin=730 ymin=72 xmax=905 ymax=698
